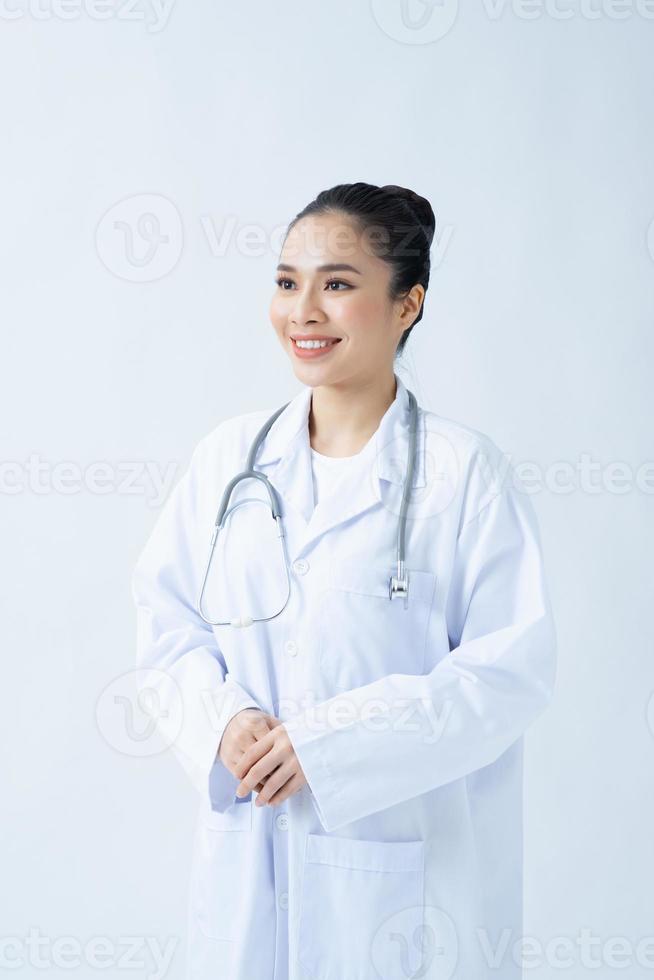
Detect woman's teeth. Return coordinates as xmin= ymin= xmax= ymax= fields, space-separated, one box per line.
xmin=294 ymin=339 xmax=339 ymax=349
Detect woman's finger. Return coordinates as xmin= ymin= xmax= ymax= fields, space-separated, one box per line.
xmin=266 ymin=772 xmax=303 ymax=807
xmin=254 ymin=762 xmax=294 ymax=806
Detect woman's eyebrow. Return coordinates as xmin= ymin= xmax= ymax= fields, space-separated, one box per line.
xmin=276 ymin=263 xmax=362 ymax=275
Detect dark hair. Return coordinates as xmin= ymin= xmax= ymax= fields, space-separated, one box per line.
xmin=283 ymin=182 xmax=435 ymax=358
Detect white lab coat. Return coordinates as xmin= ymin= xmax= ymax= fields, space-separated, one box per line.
xmin=131 ymin=372 xmax=557 ymax=980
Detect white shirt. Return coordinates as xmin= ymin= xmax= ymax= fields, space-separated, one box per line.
xmin=131 ymin=372 xmax=557 ymax=980
xmin=310 ymin=445 xmax=361 ymax=507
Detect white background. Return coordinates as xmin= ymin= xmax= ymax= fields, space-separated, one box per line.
xmin=1 ymin=1 xmax=653 ymax=977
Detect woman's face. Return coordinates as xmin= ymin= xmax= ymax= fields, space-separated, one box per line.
xmin=269 ymin=212 xmax=422 ymax=388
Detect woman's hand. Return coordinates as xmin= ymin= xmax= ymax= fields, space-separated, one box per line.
xmin=218 ymin=708 xmax=281 ymax=793
xmin=234 ymin=723 xmax=307 ymax=807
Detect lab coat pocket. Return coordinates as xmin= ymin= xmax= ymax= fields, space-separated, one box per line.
xmin=318 ymin=564 xmax=436 ymax=692
xmin=297 ymin=833 xmax=425 ymax=980
xmin=192 ymin=798 xmax=253 ymax=942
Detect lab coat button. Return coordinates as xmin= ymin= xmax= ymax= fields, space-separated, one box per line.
xmin=292 ymin=558 xmax=309 ymax=575
xmin=284 ymin=640 xmax=298 ymax=656
xmin=279 ymin=891 xmax=289 ymax=910
xmin=275 ymin=813 xmax=289 ymax=830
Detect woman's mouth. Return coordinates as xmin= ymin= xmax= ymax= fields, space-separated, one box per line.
xmin=291 ymin=336 xmax=342 ymax=360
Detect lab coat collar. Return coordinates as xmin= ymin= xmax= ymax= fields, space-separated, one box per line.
xmin=254 ymin=373 xmax=427 ymax=546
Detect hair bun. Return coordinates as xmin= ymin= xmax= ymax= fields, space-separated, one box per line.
xmin=381 ymin=184 xmax=435 ymax=246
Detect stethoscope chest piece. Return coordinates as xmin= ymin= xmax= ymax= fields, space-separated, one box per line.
xmin=389 ymin=563 xmax=410 ymax=608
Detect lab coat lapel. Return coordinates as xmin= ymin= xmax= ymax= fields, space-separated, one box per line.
xmin=254 ymin=385 xmax=315 ymax=525
xmin=270 ymin=428 xmax=315 ymax=525
xmin=255 ymin=374 xmax=427 ymax=554
xmin=302 ymin=377 xmax=428 ymax=550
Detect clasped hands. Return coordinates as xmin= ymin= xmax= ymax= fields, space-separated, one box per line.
xmin=218 ymin=707 xmax=307 ymax=807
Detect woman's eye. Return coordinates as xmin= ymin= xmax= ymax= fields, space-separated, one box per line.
xmin=274 ymin=277 xmax=351 ymax=291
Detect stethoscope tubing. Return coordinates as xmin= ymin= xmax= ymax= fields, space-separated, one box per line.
xmin=197 ymin=388 xmax=418 ymax=627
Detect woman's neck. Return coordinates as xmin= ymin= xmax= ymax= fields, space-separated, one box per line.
xmin=308 ymin=372 xmax=398 ymax=457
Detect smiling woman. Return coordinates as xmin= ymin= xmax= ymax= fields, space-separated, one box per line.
xmin=268 ymin=183 xmax=435 ymax=458
xmin=270 ymin=182 xmax=434 ymax=377
xmin=132 ymin=181 xmax=557 ymax=980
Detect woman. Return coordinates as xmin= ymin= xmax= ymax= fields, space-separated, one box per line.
xmin=132 ymin=182 xmax=557 ymax=980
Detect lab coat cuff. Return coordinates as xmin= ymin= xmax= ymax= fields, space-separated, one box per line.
xmin=207 ymin=680 xmax=261 ymax=813
xmin=284 ymin=712 xmax=350 ymax=832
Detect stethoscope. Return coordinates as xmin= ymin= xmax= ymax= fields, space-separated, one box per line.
xmin=196 ymin=388 xmax=419 ymax=628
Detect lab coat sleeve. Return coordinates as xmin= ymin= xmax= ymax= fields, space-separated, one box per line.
xmin=284 ymin=482 xmax=558 ymax=832
xmin=131 ymin=436 xmax=262 ymax=813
